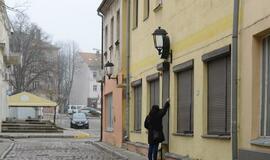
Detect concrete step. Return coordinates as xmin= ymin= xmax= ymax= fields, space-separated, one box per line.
xmin=1 ymin=120 xmax=63 ymax=133
xmin=2 ymin=120 xmax=51 ymax=124
xmin=2 ymin=124 xmax=56 ymax=127
xmin=2 ymin=127 xmax=59 ymax=130
xmin=1 ymin=129 xmax=63 ymax=133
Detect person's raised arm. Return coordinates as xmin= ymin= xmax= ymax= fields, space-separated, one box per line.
xmin=159 ymin=98 xmax=170 ymax=118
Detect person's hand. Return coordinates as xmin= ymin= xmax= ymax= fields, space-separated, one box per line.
xmin=165 ymin=98 xmax=170 ymax=107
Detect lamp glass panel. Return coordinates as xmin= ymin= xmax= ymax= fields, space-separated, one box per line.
xmin=153 ymin=36 xmax=157 ymax=47
xmin=108 ymin=65 xmax=114 ymax=76
xmin=155 ymin=35 xmax=163 ymax=48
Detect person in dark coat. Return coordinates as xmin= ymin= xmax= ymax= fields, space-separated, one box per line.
xmin=144 ymin=99 xmax=170 ymax=160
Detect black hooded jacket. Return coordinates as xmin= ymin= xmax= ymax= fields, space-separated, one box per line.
xmin=144 ymin=101 xmax=169 ymax=144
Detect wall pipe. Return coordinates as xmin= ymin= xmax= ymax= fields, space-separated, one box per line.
xmin=232 ymin=0 xmax=239 ymax=160
xmin=97 ymin=11 xmax=104 ymax=142
xmin=125 ymin=0 xmax=131 ymax=141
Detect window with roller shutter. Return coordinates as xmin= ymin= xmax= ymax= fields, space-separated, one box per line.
xmin=132 ymin=79 xmax=142 ymax=132
xmin=261 ymin=36 xmax=270 ymax=136
xmin=149 ymin=79 xmax=159 ymax=108
xmin=132 ymin=0 xmax=138 ymax=29
xmin=147 ymin=73 xmax=160 ymax=110
xmin=143 ymin=0 xmax=150 ymax=20
xmin=176 ymin=68 xmax=194 ymax=134
xmin=202 ymin=45 xmax=231 ymax=136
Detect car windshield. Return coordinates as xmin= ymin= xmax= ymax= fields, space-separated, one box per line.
xmin=72 ymin=113 xmax=86 ymax=120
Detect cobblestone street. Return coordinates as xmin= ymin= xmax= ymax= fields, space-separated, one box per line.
xmin=55 ymin=115 xmax=101 ymax=139
xmin=0 ymin=115 xmax=118 ymax=160
xmin=4 ymin=139 xmax=123 ymax=160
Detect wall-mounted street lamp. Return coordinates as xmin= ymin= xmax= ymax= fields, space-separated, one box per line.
xmin=104 ymin=61 xmax=118 ymax=84
xmin=152 ymin=26 xmax=172 ymax=63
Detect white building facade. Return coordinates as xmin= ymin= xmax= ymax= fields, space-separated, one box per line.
xmin=88 ymin=65 xmax=101 ymax=109
xmin=0 ymin=0 xmax=12 ymax=129
xmin=69 ymin=52 xmax=101 ymax=109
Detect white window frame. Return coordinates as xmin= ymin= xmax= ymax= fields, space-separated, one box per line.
xmin=93 ymin=85 xmax=97 ymax=92
xmin=93 ymin=72 xmax=97 ymax=78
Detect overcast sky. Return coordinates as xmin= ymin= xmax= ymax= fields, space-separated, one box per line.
xmin=5 ymin=0 xmax=102 ymax=53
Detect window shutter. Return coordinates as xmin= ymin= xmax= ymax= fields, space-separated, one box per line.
xmin=150 ymin=81 xmax=155 ymax=107
xmin=261 ymin=39 xmax=267 ymax=135
xmin=132 ymin=0 xmax=138 ymax=29
xmin=138 ymin=86 xmax=142 ymax=130
xmin=226 ymin=56 xmax=231 ymax=134
xmin=155 ymin=80 xmax=160 ymax=106
xmin=266 ymin=38 xmax=270 ymax=136
xmin=208 ymin=57 xmax=227 ymax=135
xmin=149 ymin=79 xmax=160 ymax=109
xmin=177 ymin=69 xmax=193 ymax=133
xmin=134 ymin=87 xmax=138 ymax=130
xmin=134 ymin=85 xmax=142 ymax=131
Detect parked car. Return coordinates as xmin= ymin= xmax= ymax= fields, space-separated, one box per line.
xmin=90 ymin=108 xmax=101 ymax=117
xmin=80 ymin=107 xmax=101 ymax=117
xmin=68 ymin=105 xmax=85 ymax=114
xmin=70 ymin=113 xmax=89 ymax=129
xmin=80 ymin=108 xmax=91 ymax=114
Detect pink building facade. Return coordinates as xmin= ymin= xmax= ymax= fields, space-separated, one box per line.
xmin=103 ymin=74 xmax=124 ymax=147
xmin=98 ymin=0 xmax=127 ymax=147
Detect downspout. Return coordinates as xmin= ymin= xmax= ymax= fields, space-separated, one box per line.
xmin=125 ymin=0 xmax=131 ymax=141
xmin=98 ymin=11 xmax=104 ymax=142
xmin=232 ymin=0 xmax=239 ymax=160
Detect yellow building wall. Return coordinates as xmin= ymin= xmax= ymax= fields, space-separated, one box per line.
xmin=238 ymin=0 xmax=270 ymax=154
xmin=129 ymin=0 xmax=234 ymax=160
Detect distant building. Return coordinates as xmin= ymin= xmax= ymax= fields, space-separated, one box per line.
xmin=69 ymin=52 xmax=101 ymax=109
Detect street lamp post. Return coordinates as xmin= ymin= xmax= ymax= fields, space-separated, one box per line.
xmin=152 ymin=27 xmax=172 ymax=63
xmin=104 ymin=61 xmax=118 ymax=84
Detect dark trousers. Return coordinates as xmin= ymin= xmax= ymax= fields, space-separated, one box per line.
xmin=148 ymin=143 xmax=159 ymax=160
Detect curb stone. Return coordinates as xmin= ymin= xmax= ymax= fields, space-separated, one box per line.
xmin=90 ymin=141 xmax=128 ymax=160
xmin=0 ymin=143 xmax=14 ymax=160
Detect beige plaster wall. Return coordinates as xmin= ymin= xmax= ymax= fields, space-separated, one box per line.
xmin=129 ymin=0 xmax=234 ymax=159
xmin=238 ymin=0 xmax=270 ymax=154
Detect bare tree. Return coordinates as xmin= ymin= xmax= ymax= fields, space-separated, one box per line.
xmin=9 ymin=13 xmax=56 ymax=94
xmin=9 ymin=13 xmax=79 ymax=114
xmin=56 ymin=41 xmax=79 ymax=113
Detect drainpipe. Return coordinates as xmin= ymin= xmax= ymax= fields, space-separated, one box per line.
xmin=98 ymin=11 xmax=104 ymax=142
xmin=232 ymin=0 xmax=239 ymax=160
xmin=125 ymin=0 xmax=131 ymax=141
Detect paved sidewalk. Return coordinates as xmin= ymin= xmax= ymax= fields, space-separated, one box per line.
xmin=91 ymin=141 xmax=148 ymax=160
xmin=0 ymin=128 xmax=95 ymax=139
xmin=0 ymin=139 xmax=13 ymax=160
